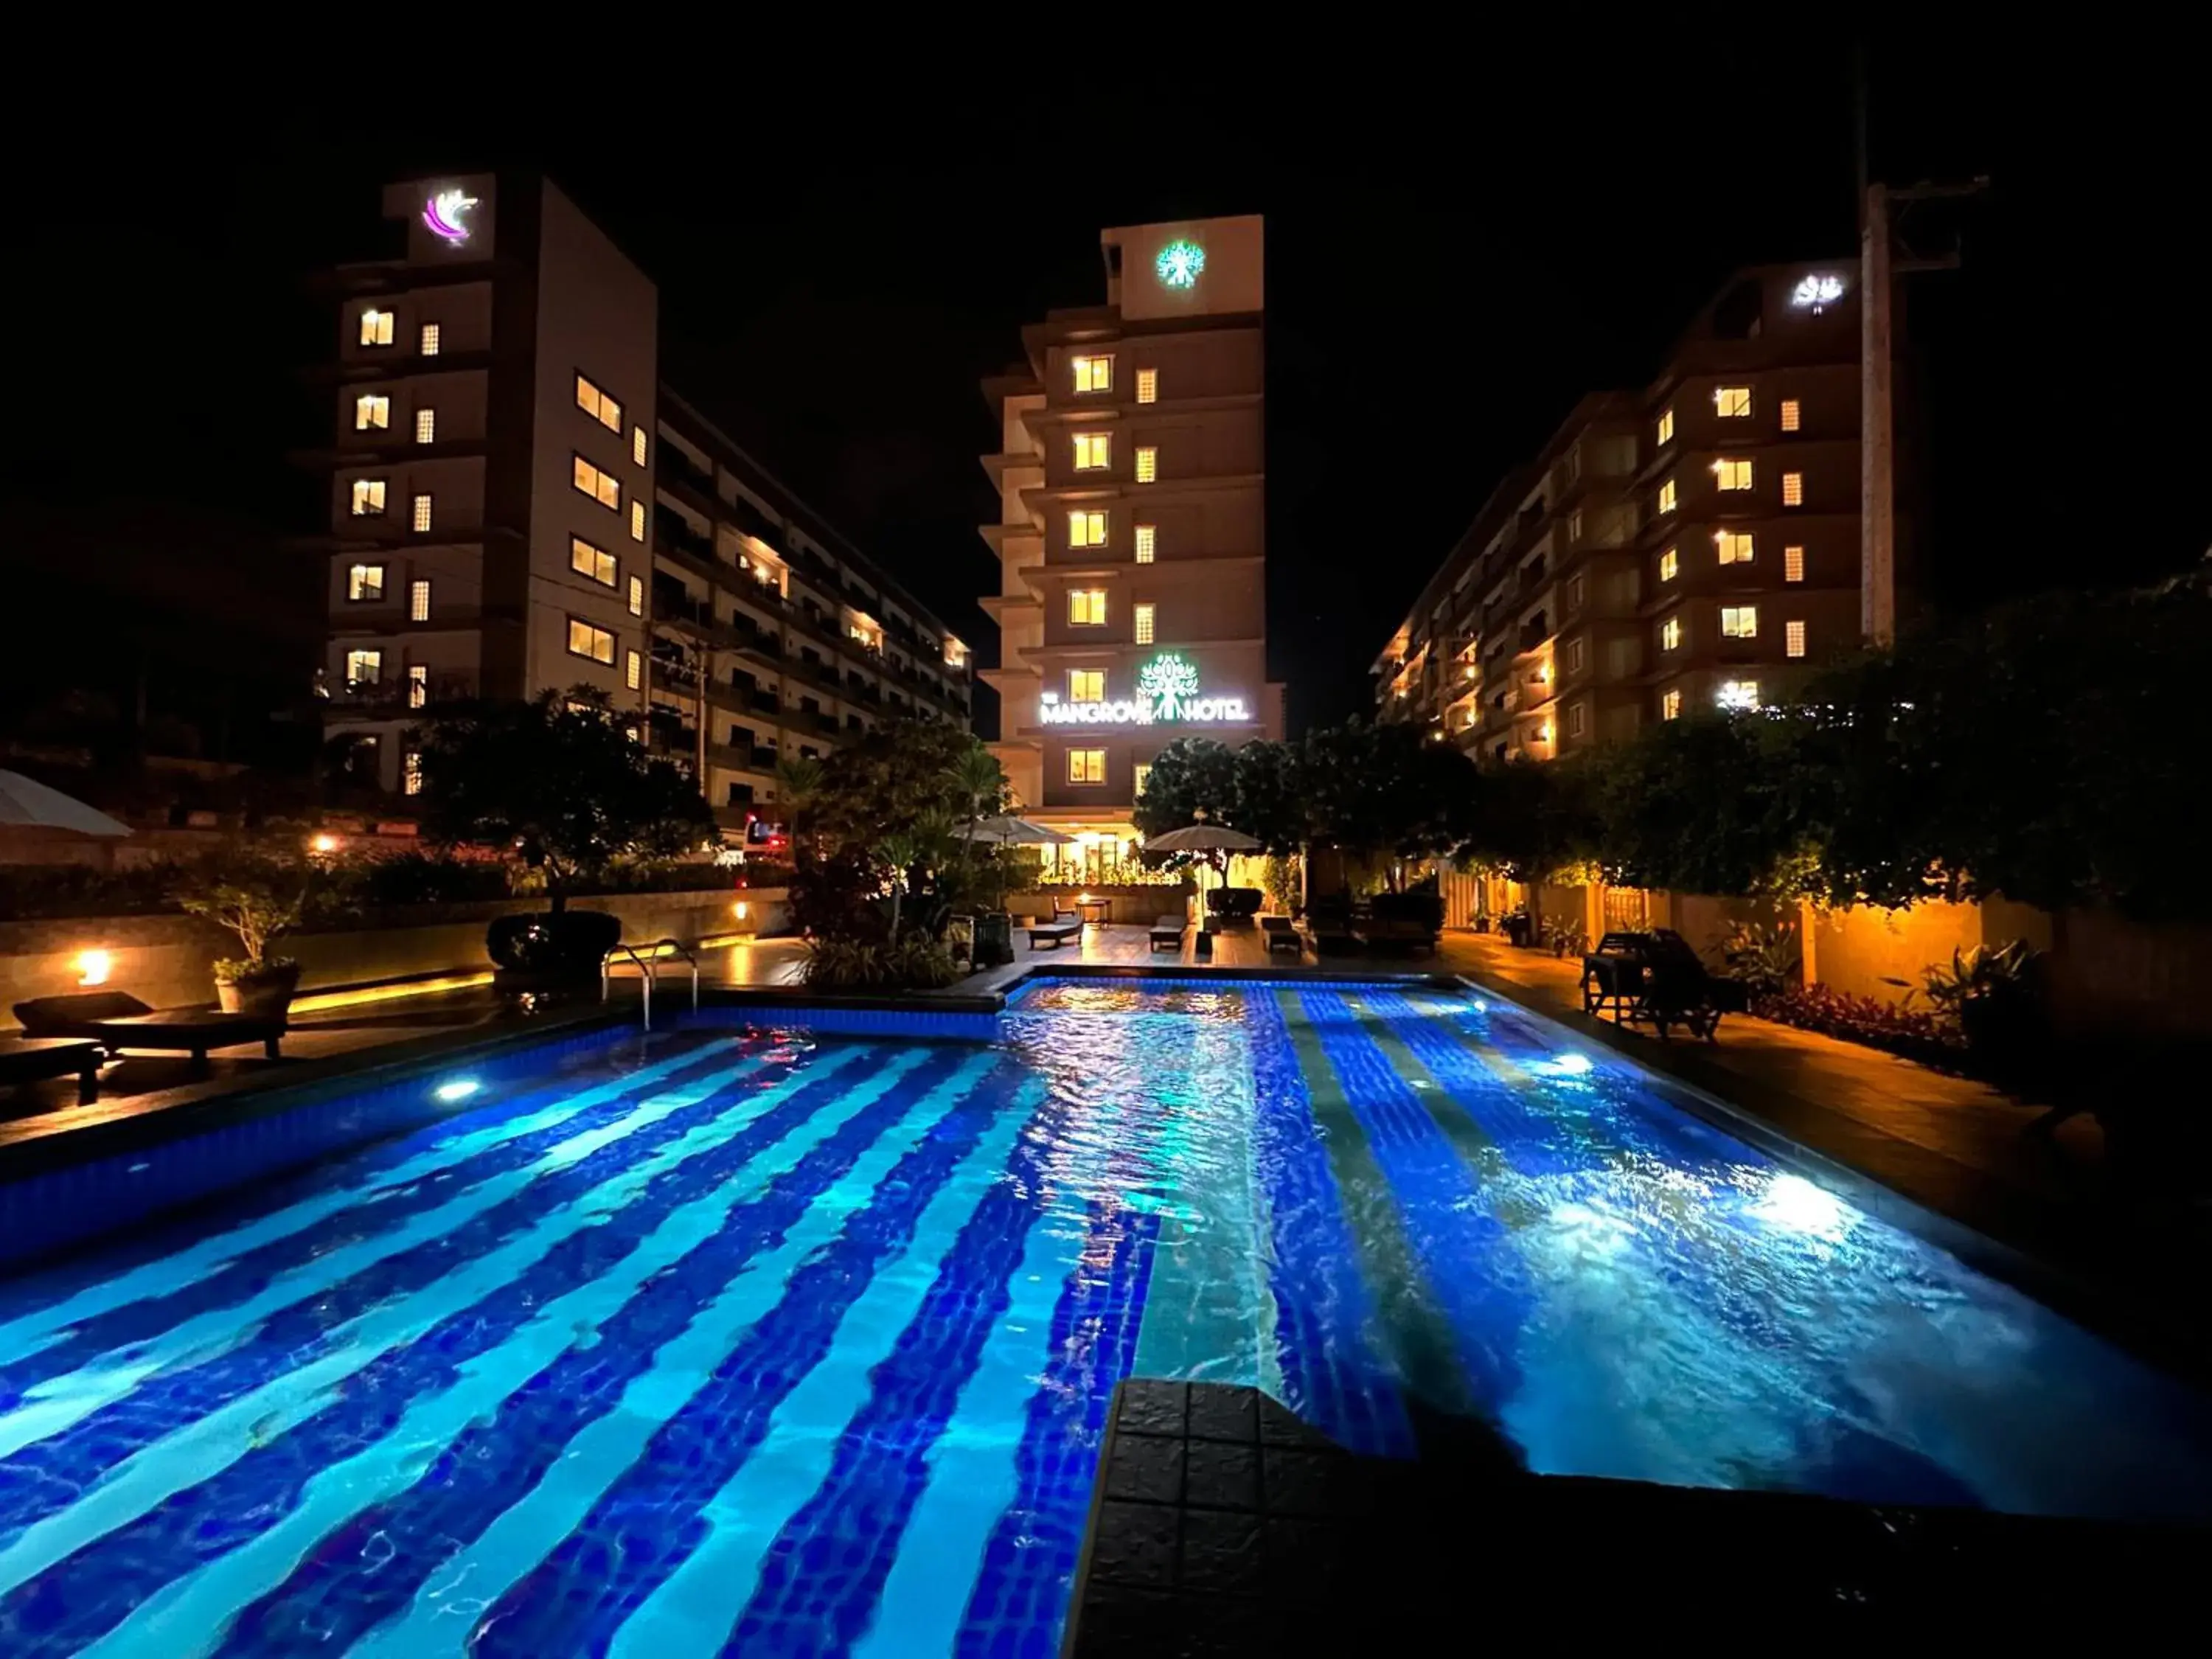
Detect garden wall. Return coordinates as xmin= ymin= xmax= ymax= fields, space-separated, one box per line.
xmin=0 ymin=889 xmax=787 ymax=1026
xmin=1004 ymin=886 xmax=1191 ymax=928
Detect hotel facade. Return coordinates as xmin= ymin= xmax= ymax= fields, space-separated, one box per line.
xmin=981 ymin=216 xmax=1281 ymax=876
xmin=312 ymin=173 xmax=967 ymax=824
xmin=1374 ymin=263 xmax=1875 ymax=759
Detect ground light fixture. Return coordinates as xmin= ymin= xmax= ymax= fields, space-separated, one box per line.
xmin=74 ymin=949 xmax=113 ymax=986
xmin=434 ymin=1078 xmax=481 ymax=1103
xmin=310 ymin=833 xmax=341 ymax=855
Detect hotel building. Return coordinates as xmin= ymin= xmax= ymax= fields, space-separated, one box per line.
xmin=981 ymin=216 xmax=1282 ymax=874
xmin=1375 ymin=263 xmax=1873 ymax=758
xmin=313 ymin=173 xmax=966 ymax=823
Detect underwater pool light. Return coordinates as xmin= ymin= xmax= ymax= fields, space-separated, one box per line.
xmin=434 ymin=1078 xmax=481 ymax=1103
xmin=1543 ymin=1052 xmax=1593 ymax=1077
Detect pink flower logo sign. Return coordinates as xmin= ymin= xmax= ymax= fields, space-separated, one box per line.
xmin=422 ymin=189 xmax=479 ymax=246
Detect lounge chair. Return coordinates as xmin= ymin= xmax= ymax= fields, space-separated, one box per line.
xmin=1261 ymin=916 xmax=1303 ymax=957
xmin=1149 ymin=914 xmax=1186 ymax=951
xmin=1025 ymin=908 xmax=1083 ymax=950
xmin=0 ymin=1037 xmax=102 ymax=1105
xmin=14 ymin=992 xmax=285 ymax=1077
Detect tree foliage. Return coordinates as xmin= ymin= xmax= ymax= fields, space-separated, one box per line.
xmin=416 ymin=691 xmax=712 ymax=908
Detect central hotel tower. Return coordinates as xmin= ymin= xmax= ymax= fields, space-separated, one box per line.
xmin=981 ymin=217 xmax=1281 ymax=872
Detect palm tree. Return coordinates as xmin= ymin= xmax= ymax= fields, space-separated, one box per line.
xmin=773 ymin=752 xmax=826 ymax=850
xmin=946 ymin=746 xmax=1006 ymax=873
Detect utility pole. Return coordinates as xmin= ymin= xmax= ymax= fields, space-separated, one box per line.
xmin=1860 ymin=176 xmax=1988 ymax=646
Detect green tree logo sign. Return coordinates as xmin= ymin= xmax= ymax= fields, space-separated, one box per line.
xmin=1138 ymin=653 xmax=1202 ymax=720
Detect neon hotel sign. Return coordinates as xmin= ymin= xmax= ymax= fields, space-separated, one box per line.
xmin=1039 ymin=653 xmax=1250 ymax=726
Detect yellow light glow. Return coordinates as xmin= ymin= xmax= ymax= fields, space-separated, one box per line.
xmin=1535 ymin=664 xmax=1551 ymax=684
xmin=289 ymin=970 xmax=495 ymax=1014
xmin=311 ymin=833 xmax=340 ymax=854
xmin=75 ymin=950 xmax=113 ymax=987
xmin=733 ymin=900 xmax=751 ymax=920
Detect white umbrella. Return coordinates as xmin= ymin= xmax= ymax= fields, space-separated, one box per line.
xmin=1143 ymin=821 xmax=1261 ymax=926
xmin=958 ymin=815 xmax=1076 ymax=846
xmin=0 ymin=771 xmax=133 ymax=838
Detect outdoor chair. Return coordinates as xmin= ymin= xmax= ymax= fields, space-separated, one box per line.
xmin=1261 ymin=916 xmax=1303 ymax=957
xmin=14 ymin=992 xmax=285 ymax=1077
xmin=1026 ymin=907 xmax=1084 ymax=949
xmin=1149 ymin=914 xmax=1187 ymax=951
xmin=0 ymin=1037 xmax=103 ymax=1105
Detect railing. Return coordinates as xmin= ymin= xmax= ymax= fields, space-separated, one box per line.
xmin=602 ymin=938 xmax=700 ymax=1031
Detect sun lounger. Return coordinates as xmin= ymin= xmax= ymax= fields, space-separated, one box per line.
xmin=1026 ymin=908 xmax=1084 ymax=949
xmin=1149 ymin=914 xmax=1186 ymax=950
xmin=1261 ymin=915 xmax=1303 ymax=956
xmin=13 ymin=992 xmax=285 ymax=1077
xmin=0 ymin=1037 xmax=102 ymax=1105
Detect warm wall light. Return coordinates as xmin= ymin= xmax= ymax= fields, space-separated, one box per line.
xmin=733 ymin=900 xmax=751 ymax=921
xmin=310 ymin=833 xmax=340 ymax=855
xmin=75 ymin=950 xmax=113 ymax=987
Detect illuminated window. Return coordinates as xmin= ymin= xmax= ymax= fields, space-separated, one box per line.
xmin=1661 ymin=616 xmax=1683 ymax=651
xmin=1133 ymin=762 xmax=1152 ymax=799
xmin=628 ymin=574 xmax=644 ymax=616
xmin=1073 ymin=431 xmax=1111 ymax=471
xmin=572 ymin=454 xmax=620 ymax=511
xmin=408 ymin=578 xmax=431 ymax=622
xmin=355 ymin=393 xmax=389 ymax=431
xmin=347 ymin=563 xmax=385 ymax=601
xmin=414 ymin=408 xmax=437 ymax=444
xmin=1716 ymin=531 xmax=1754 ymax=565
xmin=1072 ymin=354 xmax=1113 ymax=394
xmin=633 ymin=425 xmax=648 ymax=467
xmin=1781 ymin=470 xmax=1805 ymax=507
xmin=1565 ymin=636 xmax=1585 ymax=675
xmin=1786 ymin=619 xmax=1807 ymax=658
xmin=1135 ymin=367 xmax=1158 ymax=404
xmin=626 ymin=649 xmax=642 ymax=691
xmin=1661 ymin=689 xmax=1683 ymax=720
xmin=1657 ymin=478 xmax=1677 ymax=515
xmin=1068 ymin=748 xmax=1107 ymax=784
xmin=1779 ymin=398 xmax=1802 ymax=433
xmin=350 ymin=478 xmax=387 ymax=515
xmin=1717 ymin=679 xmax=1761 ymax=710
xmin=630 ymin=498 xmax=646 ymax=542
xmin=1134 ymin=524 xmax=1156 ymax=563
xmin=345 ymin=647 xmax=383 ymax=686
xmin=1068 ymin=509 xmax=1107 ymax=548
xmin=1721 ymin=605 xmax=1759 ymax=639
xmin=1715 ymin=458 xmax=1753 ymax=491
xmin=1658 ymin=547 xmax=1679 ymax=582
xmin=411 ymin=493 xmax=433 ymax=533
xmin=571 ymin=537 xmax=618 ymax=587
xmin=418 ymin=322 xmax=441 ymax=356
xmin=1134 ymin=602 xmax=1155 ymax=644
xmin=575 ymin=373 xmax=622 ymax=434
xmin=407 ymin=664 xmax=428 ymax=709
xmin=1714 ymin=386 xmax=1752 ymax=418
xmin=1069 ymin=669 xmax=1105 ymax=702
xmin=403 ymin=750 xmax=423 ymax=795
xmin=1567 ymin=509 xmax=1584 ymax=546
xmin=566 ymin=617 xmax=616 ymax=665
xmin=1567 ymin=701 xmax=1587 ymax=737
xmin=1068 ymin=588 xmax=1107 ymax=626
xmin=1135 ymin=445 xmax=1158 ymax=483
xmin=359 ymin=308 xmax=394 ymax=348
xmin=1565 ymin=574 xmax=1585 ymax=610
xmin=1656 ymin=408 xmax=1674 ymax=447
xmin=1784 ymin=545 xmax=1806 ymax=583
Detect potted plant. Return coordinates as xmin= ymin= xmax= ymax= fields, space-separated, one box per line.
xmin=179 ymin=861 xmax=307 ymax=1019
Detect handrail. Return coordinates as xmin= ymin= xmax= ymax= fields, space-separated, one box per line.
xmin=602 ymin=939 xmax=700 ymax=1030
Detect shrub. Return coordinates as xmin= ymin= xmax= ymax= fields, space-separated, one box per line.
xmin=800 ymin=936 xmax=961 ymax=992
xmin=1752 ymin=984 xmax=1962 ymax=1068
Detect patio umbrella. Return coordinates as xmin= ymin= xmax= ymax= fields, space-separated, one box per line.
xmin=0 ymin=771 xmax=133 ymax=838
xmin=1143 ymin=821 xmax=1262 ymax=925
xmin=957 ymin=815 xmax=1075 ymax=846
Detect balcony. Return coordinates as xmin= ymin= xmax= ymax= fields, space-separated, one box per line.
xmin=320 ymin=671 xmax=476 ymax=716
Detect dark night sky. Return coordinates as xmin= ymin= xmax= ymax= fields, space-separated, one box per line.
xmin=11 ymin=44 xmax=2206 ymax=745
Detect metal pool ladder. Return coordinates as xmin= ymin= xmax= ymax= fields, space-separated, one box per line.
xmin=601 ymin=938 xmax=700 ymax=1030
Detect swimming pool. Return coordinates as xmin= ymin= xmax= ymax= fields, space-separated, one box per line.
xmin=0 ymin=976 xmax=2205 ymax=1655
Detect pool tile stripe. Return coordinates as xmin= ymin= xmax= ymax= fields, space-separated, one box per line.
xmin=456 ymin=1057 xmax=1041 ymax=1658
xmin=0 ymin=1045 xmax=905 ymax=1650
xmin=1239 ymin=988 xmax=1415 ymax=1458
xmin=341 ymin=1057 xmax=1023 ymax=1659
xmin=0 ymin=1042 xmax=789 ymax=1413
xmin=599 ymin=1073 xmax=1050 ymax=1659
xmin=0 ymin=1033 xmax=755 ymax=1360
xmin=176 ymin=1052 xmax=1007 ymax=1659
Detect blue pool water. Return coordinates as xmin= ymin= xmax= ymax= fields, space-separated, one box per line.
xmin=1 ymin=978 xmax=2208 ymax=1655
